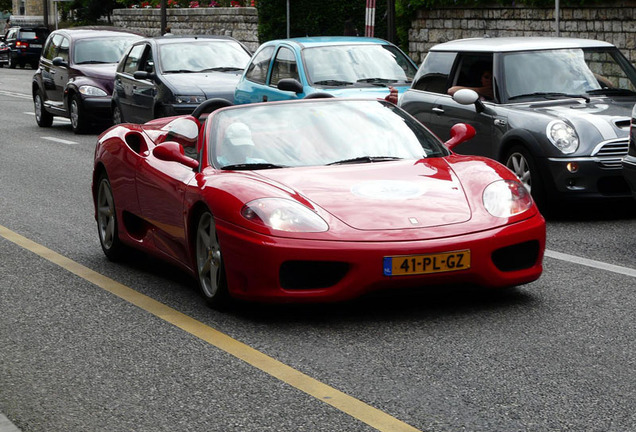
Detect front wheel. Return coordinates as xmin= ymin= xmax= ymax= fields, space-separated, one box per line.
xmin=504 ymin=145 xmax=547 ymax=211
xmin=195 ymin=211 xmax=230 ymax=308
xmin=112 ymin=102 xmax=124 ymax=125
xmin=70 ymin=94 xmax=88 ymax=134
xmin=34 ymin=91 xmax=53 ymax=127
xmin=96 ymin=174 xmax=125 ymax=261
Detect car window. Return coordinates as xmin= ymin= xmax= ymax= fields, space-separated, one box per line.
xmin=139 ymin=45 xmax=154 ymax=73
xmin=74 ymin=36 xmax=139 ymax=65
xmin=270 ymin=46 xmax=298 ymax=86
xmin=244 ymin=45 xmax=275 ymax=84
xmin=123 ymin=43 xmax=146 ymax=74
xmin=19 ymin=31 xmax=36 ymax=39
xmin=58 ymin=37 xmax=69 ymax=62
xmin=158 ymin=40 xmax=250 ymax=73
xmin=411 ymin=52 xmax=456 ymax=93
xmin=42 ymin=34 xmax=64 ymax=61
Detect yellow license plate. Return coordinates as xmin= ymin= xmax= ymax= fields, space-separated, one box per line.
xmin=384 ymin=250 xmax=471 ymax=276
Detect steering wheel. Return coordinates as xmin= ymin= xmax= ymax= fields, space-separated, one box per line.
xmin=192 ymin=98 xmax=233 ymax=120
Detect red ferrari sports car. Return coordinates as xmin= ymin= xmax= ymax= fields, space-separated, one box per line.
xmin=92 ymin=98 xmax=545 ymax=306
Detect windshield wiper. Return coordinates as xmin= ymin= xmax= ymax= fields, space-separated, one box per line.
xmin=587 ymin=88 xmax=636 ymax=96
xmin=198 ymin=66 xmax=244 ymax=72
xmin=163 ymin=69 xmax=196 ymax=74
xmin=327 ymin=156 xmax=403 ymax=166
xmin=76 ymin=60 xmax=111 ymax=64
xmin=356 ymin=77 xmax=398 ymax=86
xmin=221 ymin=162 xmax=286 ymax=170
xmin=508 ymin=92 xmax=590 ymax=103
xmin=313 ymin=79 xmax=354 ymax=86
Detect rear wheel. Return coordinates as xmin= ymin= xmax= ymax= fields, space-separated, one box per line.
xmin=70 ymin=94 xmax=88 ymax=134
xmin=8 ymin=53 xmax=16 ymax=69
xmin=96 ymin=174 xmax=125 ymax=261
xmin=112 ymin=102 xmax=124 ymax=125
xmin=34 ymin=91 xmax=53 ymax=127
xmin=195 ymin=211 xmax=230 ymax=308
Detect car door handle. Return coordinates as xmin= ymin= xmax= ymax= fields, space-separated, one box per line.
xmin=432 ymin=107 xmax=444 ymax=114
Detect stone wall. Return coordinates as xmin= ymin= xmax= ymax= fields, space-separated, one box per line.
xmin=408 ymin=4 xmax=636 ymax=64
xmin=112 ymin=7 xmax=259 ymax=51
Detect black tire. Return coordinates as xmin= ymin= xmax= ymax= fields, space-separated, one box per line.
xmin=96 ymin=174 xmax=126 ymax=261
xmin=8 ymin=53 xmax=16 ymax=69
xmin=69 ymin=94 xmax=88 ymax=134
xmin=112 ymin=102 xmax=124 ymax=125
xmin=504 ymin=145 xmax=547 ymax=211
xmin=195 ymin=211 xmax=230 ymax=309
xmin=34 ymin=91 xmax=54 ymax=127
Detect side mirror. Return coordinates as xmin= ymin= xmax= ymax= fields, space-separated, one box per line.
xmin=52 ymin=56 xmax=68 ymax=67
xmin=277 ymin=78 xmax=304 ymax=94
xmin=133 ymin=70 xmax=155 ymax=81
xmin=452 ymin=88 xmax=486 ymax=112
xmin=444 ymin=123 xmax=476 ymax=151
xmin=153 ymin=141 xmax=199 ymax=170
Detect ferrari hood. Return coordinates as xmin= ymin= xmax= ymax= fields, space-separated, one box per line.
xmin=257 ymin=159 xmax=472 ymax=230
xmin=162 ymin=71 xmax=242 ymax=99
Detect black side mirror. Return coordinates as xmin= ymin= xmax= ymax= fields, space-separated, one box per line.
xmin=52 ymin=57 xmax=68 ymax=67
xmin=277 ymin=78 xmax=303 ymax=94
xmin=133 ymin=70 xmax=155 ymax=81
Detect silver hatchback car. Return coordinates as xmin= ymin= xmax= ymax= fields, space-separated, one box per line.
xmin=400 ymin=37 xmax=636 ymax=211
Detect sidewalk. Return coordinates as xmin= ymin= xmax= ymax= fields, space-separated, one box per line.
xmin=0 ymin=414 xmax=20 ymax=432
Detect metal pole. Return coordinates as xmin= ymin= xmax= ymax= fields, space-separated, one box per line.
xmin=161 ymin=0 xmax=167 ymax=36
xmin=387 ymin=0 xmax=395 ymax=43
xmin=286 ymin=0 xmax=290 ymax=38
xmin=555 ymin=0 xmax=560 ymax=37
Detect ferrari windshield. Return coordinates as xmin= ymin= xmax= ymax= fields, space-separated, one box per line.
xmin=503 ymin=47 xmax=636 ymax=101
xmin=159 ymin=40 xmax=250 ymax=73
xmin=303 ymin=44 xmax=417 ymax=86
xmin=209 ymin=99 xmax=448 ymax=169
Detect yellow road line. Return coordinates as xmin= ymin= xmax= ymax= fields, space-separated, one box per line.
xmin=0 ymin=224 xmax=421 ymax=432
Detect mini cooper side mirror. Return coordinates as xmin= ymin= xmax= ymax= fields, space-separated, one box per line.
xmin=153 ymin=141 xmax=199 ymax=170
xmin=277 ymin=78 xmax=304 ymax=94
xmin=453 ymin=88 xmax=486 ymax=113
xmin=444 ymin=123 xmax=476 ymax=151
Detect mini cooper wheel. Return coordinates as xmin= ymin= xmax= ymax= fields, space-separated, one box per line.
xmin=96 ymin=174 xmax=125 ymax=261
xmin=70 ymin=94 xmax=88 ymax=134
xmin=195 ymin=211 xmax=229 ymax=308
xmin=34 ymin=91 xmax=53 ymax=127
xmin=505 ymin=145 xmax=547 ymax=210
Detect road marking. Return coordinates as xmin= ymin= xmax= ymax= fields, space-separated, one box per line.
xmin=544 ymin=249 xmax=636 ymax=278
xmin=0 ymin=413 xmax=21 ymax=432
xmin=23 ymin=112 xmax=71 ymax=124
xmin=0 ymin=224 xmax=421 ymax=432
xmin=42 ymin=137 xmax=78 ymax=145
xmin=0 ymin=90 xmax=30 ymax=100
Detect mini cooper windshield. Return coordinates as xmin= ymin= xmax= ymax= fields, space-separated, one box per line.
xmin=503 ymin=47 xmax=636 ymax=101
xmin=211 ymin=100 xmax=449 ymax=169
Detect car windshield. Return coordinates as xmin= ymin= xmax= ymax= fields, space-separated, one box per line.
xmin=74 ymin=36 xmax=141 ymax=64
xmin=303 ymin=44 xmax=417 ymax=87
xmin=209 ymin=99 xmax=448 ymax=169
xmin=159 ymin=40 xmax=250 ymax=73
xmin=503 ymin=47 xmax=636 ymax=101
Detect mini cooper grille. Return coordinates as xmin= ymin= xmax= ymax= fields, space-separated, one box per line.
xmin=592 ymin=139 xmax=629 ymax=169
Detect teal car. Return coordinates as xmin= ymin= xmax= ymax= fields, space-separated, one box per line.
xmin=234 ymin=37 xmax=417 ymax=104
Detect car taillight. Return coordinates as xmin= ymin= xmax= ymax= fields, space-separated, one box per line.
xmin=16 ymin=41 xmax=29 ymax=48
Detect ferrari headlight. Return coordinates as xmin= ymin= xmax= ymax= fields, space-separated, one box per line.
xmin=241 ymin=198 xmax=328 ymax=232
xmin=175 ymin=95 xmax=206 ymax=104
xmin=483 ymin=180 xmax=533 ymax=218
xmin=547 ymin=120 xmax=579 ymax=154
xmin=79 ymin=85 xmax=107 ymax=97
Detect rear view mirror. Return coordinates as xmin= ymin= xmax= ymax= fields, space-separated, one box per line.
xmin=444 ymin=123 xmax=476 ymax=151
xmin=153 ymin=141 xmax=199 ymax=170
xmin=277 ymin=78 xmax=304 ymax=94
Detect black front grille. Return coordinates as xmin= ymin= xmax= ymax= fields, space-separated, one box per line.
xmin=492 ymin=241 xmax=540 ymax=272
xmin=280 ymin=261 xmax=349 ymax=290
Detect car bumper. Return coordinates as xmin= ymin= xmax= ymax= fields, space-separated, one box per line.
xmin=217 ymin=213 xmax=546 ymax=303
xmin=544 ymin=155 xmax=631 ymax=201
xmin=622 ymin=155 xmax=636 ymax=199
xmin=82 ymin=96 xmax=112 ymax=119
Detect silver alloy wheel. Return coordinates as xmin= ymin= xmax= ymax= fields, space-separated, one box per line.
xmin=506 ymin=151 xmax=532 ymax=193
xmin=34 ymin=94 xmax=43 ymax=123
xmin=97 ymin=178 xmax=117 ymax=251
xmin=70 ymin=98 xmax=80 ymax=130
xmin=196 ymin=212 xmax=222 ymax=299
xmin=112 ymin=104 xmax=122 ymax=124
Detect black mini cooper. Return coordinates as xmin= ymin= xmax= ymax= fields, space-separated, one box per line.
xmin=400 ymin=37 xmax=636 ymax=211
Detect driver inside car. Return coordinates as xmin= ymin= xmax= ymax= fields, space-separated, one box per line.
xmin=217 ymin=122 xmax=267 ymax=167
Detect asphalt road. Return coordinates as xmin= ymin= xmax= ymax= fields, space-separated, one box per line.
xmin=2 ymin=66 xmax=636 ymax=432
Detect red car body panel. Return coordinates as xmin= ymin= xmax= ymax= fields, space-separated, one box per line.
xmin=93 ymin=100 xmax=545 ymax=303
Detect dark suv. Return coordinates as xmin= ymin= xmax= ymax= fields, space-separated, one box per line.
xmin=399 ymin=37 xmax=636 ymax=210
xmin=4 ymin=26 xmax=49 ymax=69
xmin=32 ymin=27 xmax=142 ymax=133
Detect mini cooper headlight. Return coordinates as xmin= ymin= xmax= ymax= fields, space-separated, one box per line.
xmin=483 ymin=180 xmax=533 ymax=218
xmin=241 ymin=198 xmax=329 ymax=232
xmin=547 ymin=120 xmax=579 ymax=154
xmin=175 ymin=95 xmax=207 ymax=104
xmin=79 ymin=85 xmax=107 ymax=97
